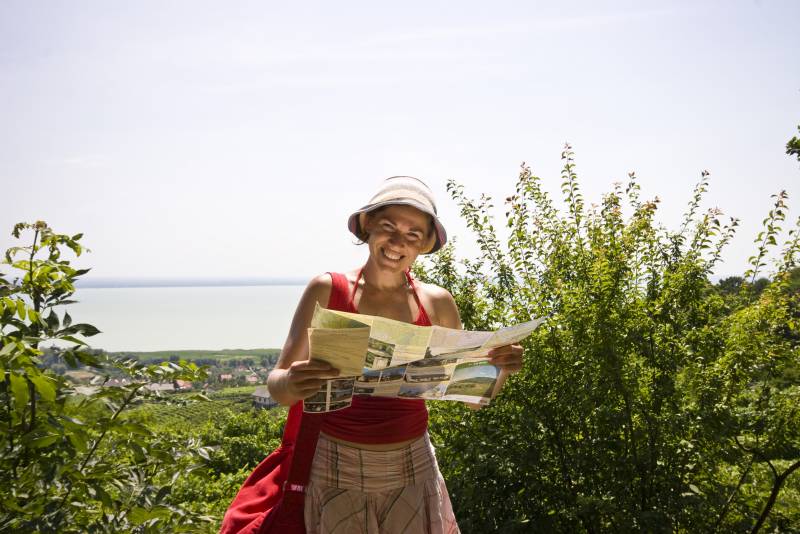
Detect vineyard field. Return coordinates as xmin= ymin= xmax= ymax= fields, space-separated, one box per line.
xmin=130 ymin=386 xmax=284 ymax=433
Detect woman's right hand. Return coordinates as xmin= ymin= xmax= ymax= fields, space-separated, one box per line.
xmin=283 ymin=360 xmax=340 ymax=400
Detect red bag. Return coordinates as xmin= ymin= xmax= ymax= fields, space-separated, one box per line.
xmin=220 ymin=402 xmax=324 ymax=534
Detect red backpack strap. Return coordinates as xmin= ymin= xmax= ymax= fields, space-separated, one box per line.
xmin=326 ymin=272 xmax=351 ymax=312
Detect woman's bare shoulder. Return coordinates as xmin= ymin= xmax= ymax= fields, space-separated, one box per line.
xmin=303 ymin=269 xmax=360 ymax=308
xmin=415 ymin=281 xmax=462 ymax=329
xmin=304 ymin=273 xmax=333 ymax=307
xmin=415 ymin=281 xmax=454 ymax=301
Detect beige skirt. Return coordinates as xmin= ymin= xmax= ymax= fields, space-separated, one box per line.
xmin=304 ymin=432 xmax=460 ymax=534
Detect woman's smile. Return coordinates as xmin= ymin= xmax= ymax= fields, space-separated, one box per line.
xmin=380 ymin=247 xmax=404 ymax=262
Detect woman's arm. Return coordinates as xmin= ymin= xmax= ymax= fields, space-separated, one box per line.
xmin=267 ymin=274 xmax=340 ymax=406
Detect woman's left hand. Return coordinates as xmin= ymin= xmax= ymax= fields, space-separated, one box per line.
xmin=488 ymin=344 xmax=524 ymax=373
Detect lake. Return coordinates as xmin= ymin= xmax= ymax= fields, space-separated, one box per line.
xmin=53 ymin=285 xmax=306 ymax=352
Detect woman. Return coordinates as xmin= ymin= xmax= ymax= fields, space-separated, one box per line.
xmin=267 ymin=176 xmax=523 ymax=534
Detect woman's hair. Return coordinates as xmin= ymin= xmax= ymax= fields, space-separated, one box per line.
xmin=355 ymin=206 xmax=437 ymax=253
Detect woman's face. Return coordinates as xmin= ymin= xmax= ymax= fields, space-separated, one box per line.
xmin=364 ymin=204 xmax=433 ymax=273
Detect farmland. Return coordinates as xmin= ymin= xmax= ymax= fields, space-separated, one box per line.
xmin=129 ymin=386 xmax=275 ymax=433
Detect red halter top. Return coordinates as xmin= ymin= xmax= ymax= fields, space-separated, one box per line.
xmin=320 ymin=269 xmax=431 ymax=444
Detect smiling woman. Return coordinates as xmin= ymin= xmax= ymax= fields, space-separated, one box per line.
xmin=349 ymin=176 xmax=447 ymax=257
xmin=362 ymin=204 xmax=433 ymax=264
xmin=222 ymin=176 xmax=523 ymax=534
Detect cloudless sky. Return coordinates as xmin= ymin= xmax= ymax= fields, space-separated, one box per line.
xmin=2 ymin=0 xmax=798 ymax=281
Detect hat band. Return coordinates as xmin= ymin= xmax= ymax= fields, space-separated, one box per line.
xmin=367 ymin=192 xmax=437 ymax=215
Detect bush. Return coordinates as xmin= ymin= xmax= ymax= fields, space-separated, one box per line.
xmin=0 ymin=222 xmax=215 ymax=533
xmin=418 ymin=148 xmax=800 ymax=533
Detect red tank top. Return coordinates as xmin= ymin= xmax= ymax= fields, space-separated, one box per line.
xmin=320 ymin=269 xmax=431 ymax=444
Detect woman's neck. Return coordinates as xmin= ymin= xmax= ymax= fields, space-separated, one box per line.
xmin=360 ymin=260 xmax=407 ymax=291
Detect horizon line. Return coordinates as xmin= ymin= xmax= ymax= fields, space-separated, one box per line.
xmin=74 ymin=276 xmax=308 ymax=289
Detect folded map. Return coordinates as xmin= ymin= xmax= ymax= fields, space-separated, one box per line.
xmin=303 ymin=304 xmax=545 ymax=413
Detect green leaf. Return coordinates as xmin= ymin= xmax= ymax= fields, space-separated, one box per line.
xmin=73 ymin=323 xmax=101 ymax=337
xmin=30 ymin=373 xmax=57 ymax=402
xmin=128 ymin=441 xmax=147 ymax=463
xmin=127 ymin=506 xmax=147 ymax=525
xmin=9 ymin=373 xmax=29 ymax=409
xmin=45 ymin=310 xmax=60 ymax=330
xmin=63 ymin=311 xmax=72 ymax=328
xmin=16 ymin=299 xmax=25 ymax=320
xmin=0 ymin=342 xmax=17 ymax=357
xmin=96 ymin=485 xmax=113 ymax=509
xmin=28 ymin=434 xmax=60 ymax=448
xmin=67 ymin=430 xmax=89 ymax=453
xmin=128 ymin=506 xmax=160 ymax=525
xmin=119 ymin=421 xmax=152 ymax=437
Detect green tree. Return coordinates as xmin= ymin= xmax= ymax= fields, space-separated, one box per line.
xmin=418 ymin=149 xmax=800 ymax=532
xmin=0 ymin=222 xmax=214 ymax=533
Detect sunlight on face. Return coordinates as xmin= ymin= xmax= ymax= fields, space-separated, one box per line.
xmin=365 ymin=205 xmax=433 ymax=270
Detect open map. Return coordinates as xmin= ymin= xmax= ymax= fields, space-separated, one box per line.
xmin=303 ymin=304 xmax=546 ymax=412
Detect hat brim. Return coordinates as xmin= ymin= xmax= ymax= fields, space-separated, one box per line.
xmin=347 ymin=199 xmax=447 ymax=254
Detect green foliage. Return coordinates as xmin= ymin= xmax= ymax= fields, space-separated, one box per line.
xmin=162 ymin=406 xmax=286 ymax=531
xmin=419 ymin=149 xmax=800 ymax=533
xmin=0 ymin=222 xmax=215 ymax=533
xmin=5 ymin=137 xmax=799 ymax=533
xmin=787 ymin=125 xmax=800 ymax=162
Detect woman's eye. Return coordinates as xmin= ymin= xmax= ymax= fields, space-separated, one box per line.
xmin=407 ymin=233 xmax=421 ymax=242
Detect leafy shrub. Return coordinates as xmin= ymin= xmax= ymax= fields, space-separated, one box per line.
xmin=418 ymin=148 xmax=800 ymax=533
xmin=0 ymin=222 xmax=215 ymax=533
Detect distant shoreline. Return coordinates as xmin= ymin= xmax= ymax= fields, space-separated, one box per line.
xmin=75 ymin=277 xmax=307 ymax=289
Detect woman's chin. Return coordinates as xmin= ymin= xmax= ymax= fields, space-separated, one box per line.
xmin=371 ymin=252 xmax=407 ymax=272
xmin=377 ymin=259 xmax=405 ymax=272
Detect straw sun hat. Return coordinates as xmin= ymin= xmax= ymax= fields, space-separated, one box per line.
xmin=347 ymin=176 xmax=448 ymax=254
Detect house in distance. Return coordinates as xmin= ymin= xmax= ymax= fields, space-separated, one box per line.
xmin=252 ymin=386 xmax=278 ymax=409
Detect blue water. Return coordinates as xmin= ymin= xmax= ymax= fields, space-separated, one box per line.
xmin=52 ymin=285 xmax=306 ymax=352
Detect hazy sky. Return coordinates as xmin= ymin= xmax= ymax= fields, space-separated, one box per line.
xmin=2 ymin=0 xmax=798 ymax=281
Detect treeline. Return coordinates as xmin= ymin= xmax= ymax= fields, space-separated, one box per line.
xmin=37 ymin=346 xmax=280 ymax=375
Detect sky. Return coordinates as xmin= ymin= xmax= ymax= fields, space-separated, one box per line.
xmin=1 ymin=0 xmax=799 ymax=282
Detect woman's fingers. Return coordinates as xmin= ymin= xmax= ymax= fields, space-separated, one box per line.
xmin=286 ymin=361 xmax=342 ymax=399
xmin=488 ymin=344 xmax=524 ymax=373
xmin=290 ymin=360 xmax=340 ymax=375
xmin=289 ymin=378 xmax=328 ymax=399
xmin=288 ymin=360 xmax=340 ymax=379
xmin=489 ymin=354 xmax=520 ymax=366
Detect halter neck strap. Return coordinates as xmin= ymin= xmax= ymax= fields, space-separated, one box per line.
xmin=347 ymin=267 xmax=424 ymax=317
xmin=346 ymin=268 xmax=364 ymax=310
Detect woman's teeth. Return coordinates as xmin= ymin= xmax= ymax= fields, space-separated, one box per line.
xmin=382 ymin=249 xmax=402 ymax=261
